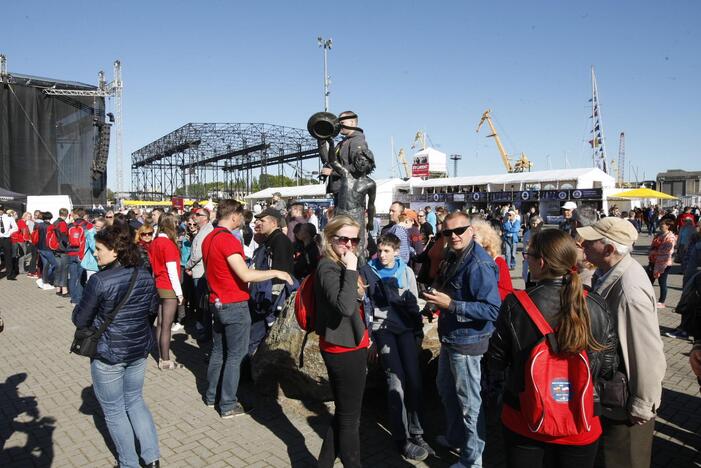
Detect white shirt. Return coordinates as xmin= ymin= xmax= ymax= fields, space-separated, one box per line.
xmin=0 ymin=214 xmax=18 ymax=238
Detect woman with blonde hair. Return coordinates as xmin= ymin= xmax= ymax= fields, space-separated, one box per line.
xmin=487 ymin=229 xmax=618 ymax=467
xmin=148 ymin=213 xmax=183 ymax=370
xmin=315 ymin=215 xmax=369 ymax=468
xmin=471 ymin=218 xmax=513 ymax=300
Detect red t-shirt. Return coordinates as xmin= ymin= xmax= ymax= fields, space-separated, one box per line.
xmin=10 ymin=219 xmax=27 ymax=244
xmin=318 ymin=305 xmax=370 ymax=353
xmin=149 ymin=235 xmax=181 ymax=291
xmin=202 ymin=227 xmax=250 ymax=304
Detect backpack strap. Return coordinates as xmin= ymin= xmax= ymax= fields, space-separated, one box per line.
xmin=513 ymin=290 xmax=554 ymax=336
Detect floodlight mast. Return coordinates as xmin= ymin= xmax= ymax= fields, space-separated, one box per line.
xmin=318 ymin=37 xmax=332 ymax=112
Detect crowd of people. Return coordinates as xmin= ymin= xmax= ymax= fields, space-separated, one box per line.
xmin=0 ymin=198 xmax=700 ymax=468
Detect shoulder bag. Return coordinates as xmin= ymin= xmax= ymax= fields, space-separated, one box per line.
xmin=70 ymin=268 xmax=139 ymax=357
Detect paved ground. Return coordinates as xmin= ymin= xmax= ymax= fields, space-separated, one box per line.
xmin=0 ymin=233 xmax=699 ymax=467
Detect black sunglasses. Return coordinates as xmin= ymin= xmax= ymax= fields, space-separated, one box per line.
xmin=442 ymin=225 xmax=471 ymax=238
xmin=195 ymin=213 xmax=208 ymax=217
xmin=333 ymin=235 xmax=360 ymax=246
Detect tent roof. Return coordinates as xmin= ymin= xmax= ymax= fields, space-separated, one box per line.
xmin=609 ymin=187 xmax=678 ymax=200
xmin=0 ymin=187 xmax=27 ymax=201
xmin=411 ymin=167 xmax=614 ymax=188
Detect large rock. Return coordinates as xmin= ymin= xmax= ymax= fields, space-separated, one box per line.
xmin=251 ymin=295 xmax=333 ymax=401
xmin=251 ymin=296 xmax=443 ymax=402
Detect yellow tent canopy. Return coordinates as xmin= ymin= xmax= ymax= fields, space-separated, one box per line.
xmin=609 ymin=187 xmax=678 ymax=200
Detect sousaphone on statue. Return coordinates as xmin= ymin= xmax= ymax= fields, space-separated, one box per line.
xmin=307 ymin=111 xmax=376 ymax=263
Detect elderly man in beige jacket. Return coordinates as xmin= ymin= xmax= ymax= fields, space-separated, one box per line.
xmin=578 ymin=217 xmax=666 ymax=468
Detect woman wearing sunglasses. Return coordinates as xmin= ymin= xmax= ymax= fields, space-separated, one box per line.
xmin=134 ymin=223 xmax=155 ymax=273
xmin=176 ymin=214 xmax=199 ymax=331
xmin=315 ymin=215 xmax=369 ymax=468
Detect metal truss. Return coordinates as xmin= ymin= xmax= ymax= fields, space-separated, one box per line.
xmin=130 ymin=123 xmax=322 ymax=199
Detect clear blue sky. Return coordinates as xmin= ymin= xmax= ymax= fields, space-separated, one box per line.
xmin=4 ymin=0 xmax=700 ymax=190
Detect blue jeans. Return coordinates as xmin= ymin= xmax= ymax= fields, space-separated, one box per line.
xmin=503 ymin=237 xmax=516 ymax=269
xmin=90 ymin=358 xmax=159 ymax=468
xmin=375 ymin=329 xmax=424 ymax=441
xmin=205 ymin=301 xmax=251 ymax=412
xmin=39 ymin=249 xmax=57 ymax=284
xmin=436 ymin=346 xmax=485 ymax=467
xmin=68 ymin=255 xmax=84 ymax=303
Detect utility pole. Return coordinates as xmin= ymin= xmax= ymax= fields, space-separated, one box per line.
xmin=450 ymin=154 xmax=462 ymax=178
xmin=317 ymin=37 xmax=332 ymax=111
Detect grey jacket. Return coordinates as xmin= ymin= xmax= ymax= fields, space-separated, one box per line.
xmin=186 ymin=222 xmax=214 ymax=279
xmin=593 ymin=254 xmax=666 ymax=421
xmin=314 ymin=257 xmax=366 ymax=348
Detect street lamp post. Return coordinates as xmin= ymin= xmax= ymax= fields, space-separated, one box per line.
xmin=317 ymin=37 xmax=332 ymax=112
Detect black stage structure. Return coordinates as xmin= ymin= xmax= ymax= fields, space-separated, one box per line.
xmin=0 ymin=70 xmax=108 ymax=205
xmin=131 ymin=123 xmax=322 ymax=199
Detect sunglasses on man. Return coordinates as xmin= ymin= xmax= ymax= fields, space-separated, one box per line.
xmin=442 ymin=225 xmax=471 ymax=238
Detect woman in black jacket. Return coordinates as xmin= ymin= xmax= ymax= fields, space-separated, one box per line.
xmin=486 ymin=229 xmax=618 ymax=468
xmin=315 ymin=215 xmax=369 ymax=468
xmin=72 ymin=225 xmax=160 ymax=468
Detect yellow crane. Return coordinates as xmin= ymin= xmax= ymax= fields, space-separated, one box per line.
xmin=397 ymin=148 xmax=411 ymax=178
xmin=475 ymin=109 xmax=533 ymax=173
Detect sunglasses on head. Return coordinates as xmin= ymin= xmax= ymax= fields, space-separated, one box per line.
xmin=442 ymin=225 xmax=471 ymax=237
xmin=333 ymin=235 xmax=360 ymax=246
xmin=195 ymin=212 xmax=208 ymax=217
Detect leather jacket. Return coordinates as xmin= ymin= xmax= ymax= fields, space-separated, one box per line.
xmin=486 ymin=279 xmax=619 ymax=412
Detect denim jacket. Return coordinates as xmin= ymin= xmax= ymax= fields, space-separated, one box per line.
xmin=437 ymin=242 xmax=502 ymax=346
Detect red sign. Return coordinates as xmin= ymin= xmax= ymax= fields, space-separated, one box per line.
xmin=171 ymin=197 xmax=184 ymax=211
xmin=412 ymin=163 xmax=429 ymax=177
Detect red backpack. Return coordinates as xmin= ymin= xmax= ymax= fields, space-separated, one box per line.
xmin=67 ymin=220 xmax=92 ymax=259
xmin=46 ymin=223 xmax=61 ymax=251
xmin=294 ymin=273 xmax=316 ymax=333
xmin=512 ymin=290 xmax=595 ymax=438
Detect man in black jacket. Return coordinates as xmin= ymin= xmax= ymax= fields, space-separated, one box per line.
xmin=248 ymin=208 xmax=294 ymax=356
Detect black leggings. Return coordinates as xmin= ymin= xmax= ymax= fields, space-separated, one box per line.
xmin=156 ymin=298 xmax=178 ymax=360
xmin=503 ymin=427 xmax=599 ymax=468
xmin=318 ymin=347 xmax=368 ymax=468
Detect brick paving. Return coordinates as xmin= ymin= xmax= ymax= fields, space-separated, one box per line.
xmin=0 ymin=233 xmax=699 ymax=467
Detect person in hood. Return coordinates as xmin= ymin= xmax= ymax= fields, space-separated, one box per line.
xmin=359 ymin=233 xmax=433 ymax=461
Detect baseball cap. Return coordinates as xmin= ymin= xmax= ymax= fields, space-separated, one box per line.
xmin=404 ymin=209 xmax=419 ymax=224
xmin=254 ymin=207 xmax=284 ymax=224
xmin=562 ymin=201 xmax=577 ymax=210
xmin=576 ymin=217 xmax=638 ymax=246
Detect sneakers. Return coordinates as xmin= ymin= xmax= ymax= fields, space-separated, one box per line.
xmin=656 ymin=302 xmax=666 ymax=309
xmin=664 ymin=328 xmax=689 ymax=340
xmin=41 ymin=284 xmax=55 ymax=290
xmin=171 ymin=323 xmax=184 ymax=332
xmin=409 ymin=434 xmax=435 ymax=456
xmin=400 ymin=440 xmax=428 ymax=462
xmin=158 ymin=359 xmax=183 ymax=370
xmin=220 ymin=403 xmax=247 ymax=419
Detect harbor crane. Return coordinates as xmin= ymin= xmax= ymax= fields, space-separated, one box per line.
xmin=397 ymin=148 xmax=411 ymax=178
xmin=475 ymin=109 xmax=533 ymax=173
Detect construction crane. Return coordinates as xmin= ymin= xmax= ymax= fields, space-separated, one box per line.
xmin=397 ymin=148 xmax=411 ymax=178
xmin=411 ymin=130 xmax=427 ymax=150
xmin=43 ymin=60 xmax=124 ymax=192
xmin=475 ymin=109 xmax=533 ymax=173
xmin=617 ymin=132 xmax=625 ymax=187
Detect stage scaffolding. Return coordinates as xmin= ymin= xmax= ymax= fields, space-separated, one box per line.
xmin=130 ymin=123 xmax=322 ymax=199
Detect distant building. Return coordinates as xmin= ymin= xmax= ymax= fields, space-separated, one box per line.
xmin=657 ymin=170 xmax=701 ymax=197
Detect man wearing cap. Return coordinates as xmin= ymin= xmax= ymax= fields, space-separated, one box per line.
xmin=249 ymin=208 xmax=294 ymax=356
xmin=559 ymin=201 xmax=578 ymax=237
xmin=577 ymin=217 xmax=666 ymax=468
xmin=501 ymin=210 xmax=521 ymax=270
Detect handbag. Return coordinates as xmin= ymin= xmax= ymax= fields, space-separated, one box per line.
xmin=598 ymin=370 xmax=630 ymax=409
xmin=70 ymin=268 xmax=139 ymax=357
